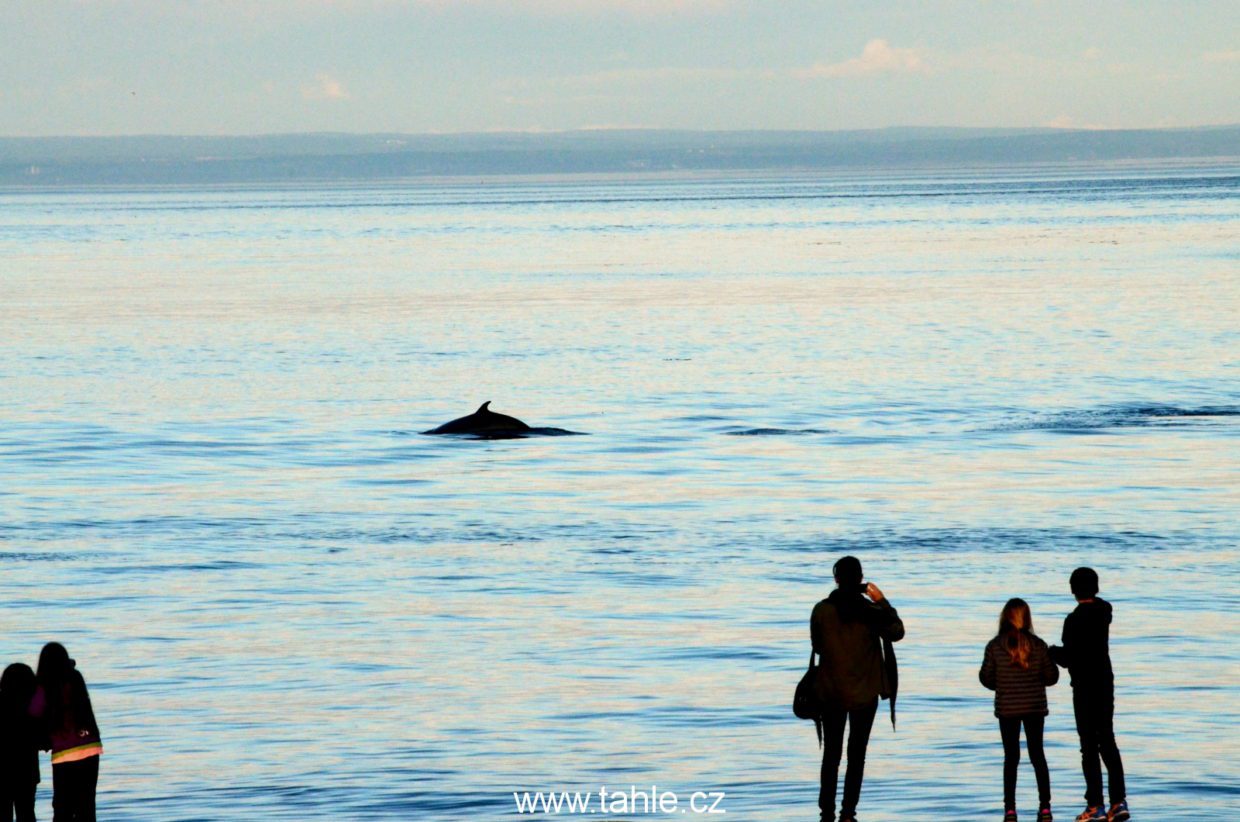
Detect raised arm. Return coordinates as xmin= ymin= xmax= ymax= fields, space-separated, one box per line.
xmin=866 ymin=583 xmax=906 ymax=643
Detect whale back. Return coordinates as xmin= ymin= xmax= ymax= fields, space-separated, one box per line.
xmin=423 ymin=401 xmax=531 ymax=436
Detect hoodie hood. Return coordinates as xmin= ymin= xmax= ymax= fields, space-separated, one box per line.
xmin=827 ymin=587 xmax=869 ymax=624
xmin=1077 ymin=597 xmax=1113 ymax=626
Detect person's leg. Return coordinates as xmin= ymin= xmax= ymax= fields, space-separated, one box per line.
xmin=839 ymin=698 xmax=879 ymax=819
xmin=819 ymin=707 xmax=847 ymax=819
xmin=999 ymin=716 xmax=1022 ymax=811
xmin=13 ymin=781 xmax=38 ymax=822
xmin=1023 ymin=716 xmax=1051 ymax=808
xmin=1091 ymin=696 xmax=1125 ymax=806
xmin=15 ymin=782 xmax=36 ymax=822
xmin=76 ymin=758 xmax=97 ymax=822
xmin=54 ymin=759 xmax=99 ymax=822
xmin=1073 ymin=690 xmax=1104 ymax=807
xmin=52 ymin=763 xmax=72 ymax=822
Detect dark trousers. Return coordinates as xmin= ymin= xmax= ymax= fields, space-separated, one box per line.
xmin=51 ymin=758 xmax=97 ymax=822
xmin=1073 ymin=689 xmax=1125 ymax=806
xmin=818 ymin=698 xmax=878 ymax=820
xmin=1 ymin=781 xmax=37 ymax=822
xmin=999 ymin=715 xmax=1050 ymax=810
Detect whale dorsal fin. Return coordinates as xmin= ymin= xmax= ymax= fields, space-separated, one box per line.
xmin=477 ymin=401 xmax=491 ymax=413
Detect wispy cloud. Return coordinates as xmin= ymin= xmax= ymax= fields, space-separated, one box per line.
xmin=495 ymin=65 xmax=748 ymax=108
xmin=1202 ymin=49 xmax=1240 ymax=64
xmin=301 ymin=73 xmax=349 ymax=101
xmin=793 ymin=39 xmax=929 ymax=79
xmin=1043 ymin=114 xmax=1109 ymax=130
xmin=544 ymin=39 xmax=931 ymax=88
xmin=433 ymin=0 xmax=726 ymax=15
xmin=553 ymin=65 xmax=746 ymax=88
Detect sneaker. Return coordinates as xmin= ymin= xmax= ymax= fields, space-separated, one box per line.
xmin=1075 ymin=807 xmax=1106 ymax=822
xmin=1037 ymin=807 xmax=1053 ymax=822
xmin=1003 ymin=811 xmax=1018 ymax=822
xmin=1107 ymin=801 xmax=1130 ymax=822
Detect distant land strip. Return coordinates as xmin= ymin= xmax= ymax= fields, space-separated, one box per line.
xmin=1 ymin=126 xmax=1236 ymax=186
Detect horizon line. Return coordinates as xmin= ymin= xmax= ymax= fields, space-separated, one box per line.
xmin=4 ymin=123 xmax=1240 ymax=141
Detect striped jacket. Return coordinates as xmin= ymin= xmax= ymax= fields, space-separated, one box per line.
xmin=979 ymin=633 xmax=1059 ymax=718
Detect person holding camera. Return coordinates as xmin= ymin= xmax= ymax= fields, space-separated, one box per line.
xmin=810 ymin=556 xmax=905 ymax=822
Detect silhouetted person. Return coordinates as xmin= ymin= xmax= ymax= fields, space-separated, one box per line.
xmin=1 ymin=663 xmax=42 ymax=822
xmin=810 ymin=556 xmax=904 ymax=822
xmin=980 ymin=598 xmax=1059 ymax=822
xmin=31 ymin=645 xmax=101 ymax=822
xmin=1049 ymin=568 xmax=1129 ymax=822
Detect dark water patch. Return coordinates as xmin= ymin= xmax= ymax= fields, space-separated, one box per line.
xmin=93 ymin=559 xmax=264 ymax=575
xmin=990 ymin=404 xmax=1240 ymax=433
xmin=0 ymin=550 xmax=113 ymax=563
xmin=350 ymin=477 xmax=433 ymax=487
xmin=763 ymin=526 xmax=1171 ymax=556
xmin=638 ymin=703 xmax=774 ymax=728
xmin=266 ymin=518 xmax=659 ymax=547
xmin=652 ymin=645 xmax=784 ymax=662
xmin=65 ymin=514 xmax=269 ymax=534
xmin=724 ymin=427 xmax=836 ymax=436
xmin=354 ymin=790 xmax=510 ymax=818
xmin=5 ymin=514 xmax=273 ymax=544
xmin=831 ymin=434 xmax=911 ymax=445
xmin=585 ymin=567 xmax=692 ymax=589
xmin=1154 ymin=779 xmax=1240 ymax=797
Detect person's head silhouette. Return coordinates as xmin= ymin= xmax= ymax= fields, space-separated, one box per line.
xmin=833 ymin=555 xmax=863 ymax=589
xmin=1069 ymin=567 xmax=1099 ymax=600
xmin=37 ymin=641 xmax=74 ymax=686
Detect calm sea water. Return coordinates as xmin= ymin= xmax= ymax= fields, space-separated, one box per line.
xmin=1 ymin=166 xmax=1237 ymax=821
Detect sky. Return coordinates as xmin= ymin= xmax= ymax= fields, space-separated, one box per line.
xmin=1 ymin=0 xmax=1237 ymax=136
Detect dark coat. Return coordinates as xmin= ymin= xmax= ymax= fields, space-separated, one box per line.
xmin=0 ymin=696 xmax=41 ymax=788
xmin=31 ymin=670 xmax=102 ymax=759
xmin=1049 ymin=598 xmax=1114 ymax=694
xmin=979 ymin=633 xmax=1059 ymax=717
xmin=811 ymin=589 xmax=904 ymax=711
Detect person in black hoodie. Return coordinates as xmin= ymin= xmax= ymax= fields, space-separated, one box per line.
xmin=1049 ymin=568 xmax=1129 ymax=822
xmin=1 ymin=662 xmax=42 ymax=822
xmin=810 ymin=556 xmax=904 ymax=822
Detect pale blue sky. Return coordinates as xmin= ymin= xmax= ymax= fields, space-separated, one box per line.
xmin=1 ymin=0 xmax=1237 ymax=136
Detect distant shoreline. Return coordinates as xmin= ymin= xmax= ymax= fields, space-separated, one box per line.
xmin=1 ymin=158 xmax=1236 ymax=195
xmin=2 ymin=126 xmax=1237 ymax=187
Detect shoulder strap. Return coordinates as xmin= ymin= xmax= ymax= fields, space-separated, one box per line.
xmin=882 ymin=636 xmax=897 ymax=730
xmin=808 ymin=648 xmax=822 ymax=746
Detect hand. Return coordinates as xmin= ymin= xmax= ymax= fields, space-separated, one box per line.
xmin=866 ymin=582 xmax=885 ymax=602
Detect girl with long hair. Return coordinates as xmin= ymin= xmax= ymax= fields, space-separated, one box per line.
xmin=32 ymin=644 xmax=102 ymax=822
xmin=980 ymin=598 xmax=1060 ymax=822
